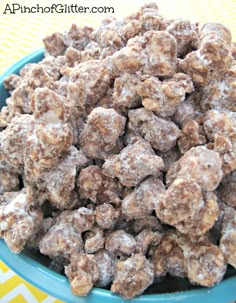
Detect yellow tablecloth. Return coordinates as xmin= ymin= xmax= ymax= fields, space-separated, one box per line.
xmin=0 ymin=0 xmax=235 ymax=302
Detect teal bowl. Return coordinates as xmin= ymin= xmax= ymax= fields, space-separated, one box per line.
xmin=0 ymin=50 xmax=236 ymax=303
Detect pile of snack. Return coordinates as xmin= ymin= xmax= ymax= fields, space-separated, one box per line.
xmin=0 ymin=3 xmax=236 ymax=299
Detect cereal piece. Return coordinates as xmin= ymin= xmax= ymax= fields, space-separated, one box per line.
xmin=31 ymin=87 xmax=69 ymax=122
xmin=199 ymin=22 xmax=232 ymax=45
xmin=65 ymin=253 xmax=99 ymax=296
xmin=217 ymin=171 xmax=236 ymax=208
xmin=80 ymin=107 xmax=126 ymax=159
xmin=105 ymin=230 xmax=136 ymax=255
xmin=132 ymin=216 xmax=163 ymax=234
xmin=0 ymin=105 xmax=21 ymax=129
xmin=85 ymin=40 xmax=101 ymax=50
xmin=94 ymin=249 xmax=115 ymax=287
xmin=78 ymin=165 xmax=123 ymax=205
xmin=84 ymin=227 xmax=105 ymax=254
xmin=31 ymin=85 xmax=77 ymax=142
xmin=138 ymin=2 xmax=159 ymax=15
xmin=114 ymin=40 xmax=144 ymax=73
xmin=198 ymin=192 xmax=220 ymax=233
xmin=178 ymin=119 xmax=207 ymax=153
xmin=19 ymin=63 xmax=37 ymax=78
xmin=36 ymin=146 xmax=88 ymax=209
xmin=65 ymin=24 xmax=93 ymax=50
xmin=96 ymin=87 xmax=122 ymax=114
xmin=99 ymin=28 xmax=124 ymax=49
xmin=10 ymin=65 xmax=53 ymax=113
xmin=39 ymin=223 xmax=84 ymax=259
xmin=180 ymin=191 xmax=219 ymax=236
xmin=165 ymin=159 xmax=180 ymax=187
xmin=65 ymin=46 xmax=101 ymax=67
xmin=179 ymin=23 xmax=233 ymax=85
xmin=120 ymin=19 xmax=142 ymax=40
xmin=137 ymin=73 xmax=193 ymax=117
xmin=51 ymin=81 xmax=68 ymax=98
xmin=156 ymin=177 xmax=202 ymax=228
xmin=90 ymin=17 xmax=141 ymax=55
xmin=128 ymin=108 xmax=180 ymax=152
xmin=166 ymin=232 xmax=226 ymax=287
xmin=0 ymin=137 xmax=21 ymax=194
xmin=65 ymin=47 xmax=83 ymax=66
xmin=201 ymin=63 xmax=236 ymax=112
xmin=122 ymin=177 xmax=165 ymax=220
xmin=39 ymin=207 xmax=94 ymax=259
xmin=135 ymin=229 xmax=162 ymax=254
xmin=200 ymin=69 xmax=236 ymax=112
xmin=156 ymin=178 xmax=219 ymax=235
xmin=177 ymin=232 xmax=212 ymax=247
xmin=58 ymin=207 xmax=95 ymax=233
xmin=78 ymin=165 xmax=103 ymax=200
xmin=22 ymin=57 xmax=65 ymax=84
xmin=114 ymin=30 xmax=177 ymax=77
xmin=140 ymin=3 xmax=162 ymax=31
xmin=24 ymin=88 xmax=75 ymax=182
xmin=0 ymin=168 xmax=19 ymax=193
xmin=99 ymin=46 xmax=121 ymax=60
xmin=90 ymin=22 xmax=123 ymax=50
xmin=0 ymin=189 xmax=43 ymax=253
xmin=166 ymin=146 xmax=223 ymax=191
xmin=3 ymin=74 xmax=22 ymax=92
xmin=113 ymin=73 xmax=141 ymax=110
xmin=173 ymin=102 xmax=195 ymax=126
xmin=167 ymin=19 xmax=198 ymax=57
xmin=42 ymin=56 xmax=66 ymax=80
xmin=0 ymin=192 xmax=19 ymax=206
xmin=95 ymin=204 xmax=119 ymax=229
xmin=152 ymin=233 xmax=186 ymax=277
xmin=44 ymin=32 xmax=66 ymax=57
xmin=29 ymin=64 xmax=54 ymax=88
xmin=24 ymin=120 xmax=73 ymax=182
xmin=142 ymin=31 xmax=177 ymax=76
xmin=136 ymin=77 xmax=163 ymax=113
xmin=182 ymin=244 xmax=226 ymax=287
xmin=173 ymin=91 xmax=203 ymax=126
xmin=178 ymin=51 xmax=208 ymax=85
xmin=67 ymin=61 xmax=111 ymax=115
xmin=220 ymin=206 xmax=236 ymax=268
xmin=111 ymin=254 xmax=154 ymax=299
xmin=204 ymin=110 xmax=236 ymax=174
xmin=96 ymin=86 xmax=114 ymax=108
xmin=0 ymin=114 xmax=35 ymax=170
xmin=123 ymin=123 xmax=143 ymax=146
xmin=103 ymin=139 xmax=164 ymax=187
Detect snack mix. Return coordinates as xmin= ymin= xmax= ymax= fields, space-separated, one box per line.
xmin=1 ymin=2 xmax=236 ymax=299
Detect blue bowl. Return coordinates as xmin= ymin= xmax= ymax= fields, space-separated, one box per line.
xmin=0 ymin=50 xmax=236 ymax=303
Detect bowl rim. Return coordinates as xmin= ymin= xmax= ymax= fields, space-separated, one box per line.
xmin=0 ymin=50 xmax=236 ymax=303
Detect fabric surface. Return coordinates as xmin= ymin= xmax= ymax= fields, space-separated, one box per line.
xmin=0 ymin=0 xmax=235 ymax=302
xmin=0 ymin=260 xmax=61 ymax=303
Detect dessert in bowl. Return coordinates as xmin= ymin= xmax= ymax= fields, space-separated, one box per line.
xmin=0 ymin=3 xmax=236 ymax=303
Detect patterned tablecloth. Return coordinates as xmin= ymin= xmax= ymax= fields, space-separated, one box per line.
xmin=0 ymin=0 xmax=235 ymax=302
